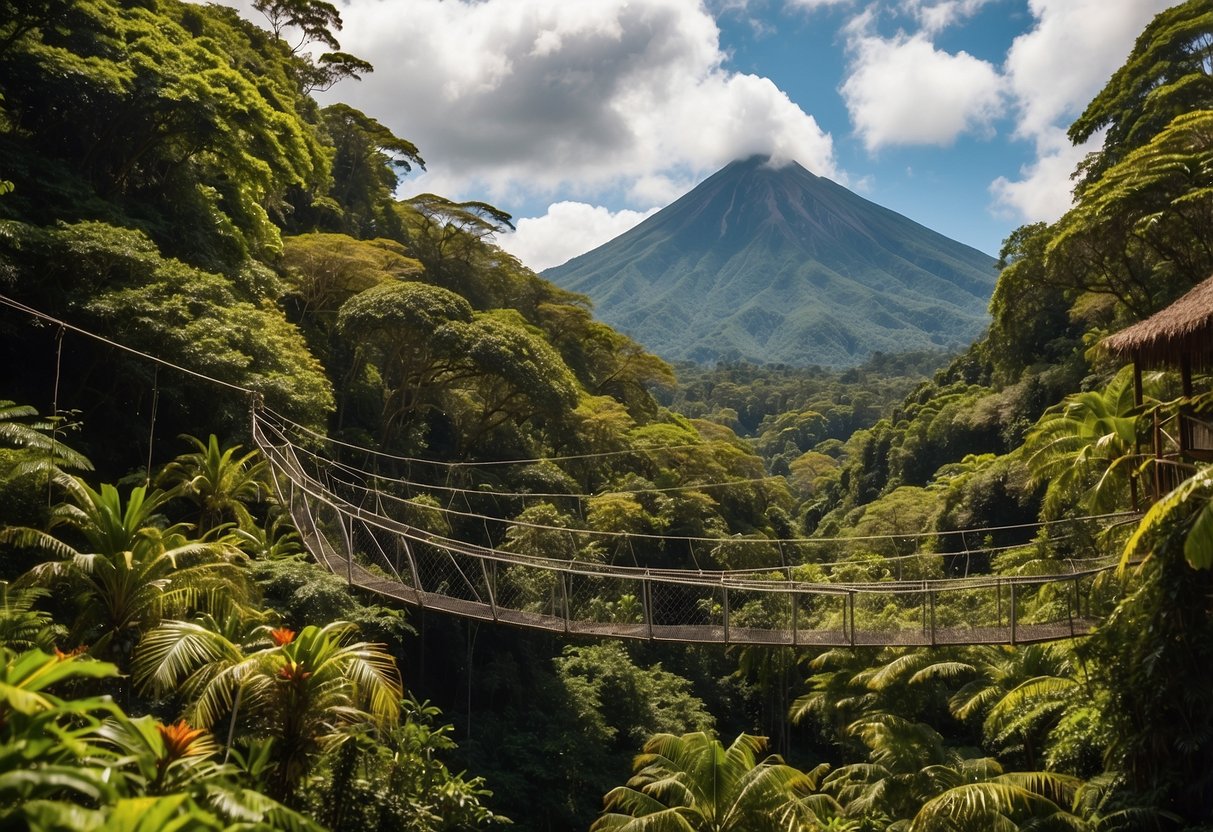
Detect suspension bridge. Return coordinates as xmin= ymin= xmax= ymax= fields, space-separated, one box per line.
xmin=252 ymin=409 xmax=1125 ymax=648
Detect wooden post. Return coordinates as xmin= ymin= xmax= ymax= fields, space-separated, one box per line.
xmin=401 ymin=537 xmax=424 ymax=608
xmin=559 ymin=572 xmax=570 ymax=633
xmin=1154 ymin=409 xmax=1164 ymax=502
xmin=339 ymin=514 xmax=353 ymax=586
xmin=1132 ymin=359 xmax=1143 ymax=511
xmin=791 ymin=589 xmax=799 ymax=647
xmin=929 ymin=589 xmax=937 ymax=647
xmin=1181 ymin=353 xmax=1194 ymax=458
xmin=1068 ymin=576 xmax=1076 ymax=637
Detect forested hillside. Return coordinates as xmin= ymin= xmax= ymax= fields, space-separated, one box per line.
xmin=1 ymin=1 xmax=1213 ymax=830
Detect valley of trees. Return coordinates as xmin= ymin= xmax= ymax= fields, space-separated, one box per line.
xmin=1 ymin=0 xmax=1212 ymax=829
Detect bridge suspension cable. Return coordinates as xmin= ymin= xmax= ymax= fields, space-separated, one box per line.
xmin=253 ymin=409 xmax=1126 ymax=647
xmin=255 ymin=408 xmax=1134 ymax=551
xmin=0 ymin=296 xmax=1132 ymax=646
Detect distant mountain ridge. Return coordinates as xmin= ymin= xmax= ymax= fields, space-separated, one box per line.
xmin=542 ymin=157 xmax=999 ymax=367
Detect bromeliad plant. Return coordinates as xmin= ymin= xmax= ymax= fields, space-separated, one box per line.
xmin=134 ymin=618 xmax=402 ymax=802
xmin=0 ymin=646 xmax=319 ymax=831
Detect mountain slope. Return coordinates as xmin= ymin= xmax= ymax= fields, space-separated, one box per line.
xmin=543 ymin=157 xmax=999 ymax=367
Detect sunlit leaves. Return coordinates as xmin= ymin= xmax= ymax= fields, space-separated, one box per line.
xmin=1122 ymin=465 xmax=1213 ymax=569
xmin=1050 ymin=109 xmax=1213 ymax=318
xmin=282 ymin=233 xmax=422 ymax=317
xmin=1023 ymin=366 xmax=1141 ymax=517
xmin=1 ymin=0 xmax=333 ymax=262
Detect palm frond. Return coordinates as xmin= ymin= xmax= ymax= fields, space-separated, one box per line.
xmin=132 ymin=620 xmax=245 ymax=696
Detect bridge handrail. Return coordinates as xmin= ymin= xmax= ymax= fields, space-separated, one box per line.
xmin=254 ymin=423 xmax=1119 ymax=598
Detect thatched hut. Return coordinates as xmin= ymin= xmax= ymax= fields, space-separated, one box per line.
xmin=1103 ymin=274 xmax=1213 ymax=385
xmin=1102 ymin=274 xmax=1213 ymax=477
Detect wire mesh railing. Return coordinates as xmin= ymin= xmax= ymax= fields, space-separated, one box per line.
xmin=254 ymin=412 xmax=1119 ymax=647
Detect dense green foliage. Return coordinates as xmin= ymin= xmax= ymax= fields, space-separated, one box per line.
xmin=2 ymin=1 xmax=1213 ymax=830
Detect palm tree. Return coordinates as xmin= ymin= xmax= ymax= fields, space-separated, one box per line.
xmin=591 ymin=731 xmax=837 ymax=832
xmin=5 ymin=476 xmax=251 ymax=663
xmin=823 ymin=712 xmax=1086 ymax=831
xmin=1023 ymin=366 xmax=1143 ymax=515
xmin=157 ymin=434 xmax=270 ymax=534
xmin=910 ymin=644 xmax=1081 ymax=769
xmin=907 ymin=767 xmax=1084 ymax=831
xmin=790 ymin=648 xmax=883 ymax=747
xmin=823 ymin=713 xmax=964 ymax=827
xmin=133 ymin=619 xmax=402 ymax=802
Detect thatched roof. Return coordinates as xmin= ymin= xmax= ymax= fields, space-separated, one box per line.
xmin=1102 ymin=274 xmax=1213 ymax=369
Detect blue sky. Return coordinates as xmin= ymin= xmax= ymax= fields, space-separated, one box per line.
xmin=290 ymin=0 xmax=1179 ymax=269
xmin=713 ymin=0 xmax=1037 ymax=258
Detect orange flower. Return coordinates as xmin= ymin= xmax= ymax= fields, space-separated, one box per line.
xmin=156 ymin=720 xmax=209 ymax=760
xmin=269 ymin=627 xmax=296 ymax=646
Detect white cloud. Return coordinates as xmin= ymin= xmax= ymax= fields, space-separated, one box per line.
xmin=989 ymin=127 xmax=1095 ymax=223
xmin=785 ymin=0 xmax=853 ymax=10
xmin=321 ymin=0 xmax=837 ymax=207
xmin=993 ymin=0 xmax=1176 ymax=220
xmin=1004 ymin=0 xmax=1173 ymax=141
xmin=841 ymin=31 xmax=1005 ymax=150
xmin=909 ymin=0 xmax=993 ymax=34
xmin=499 ymin=202 xmax=660 ymax=272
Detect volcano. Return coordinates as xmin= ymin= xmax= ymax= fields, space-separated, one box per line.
xmin=542 ymin=157 xmax=998 ymax=367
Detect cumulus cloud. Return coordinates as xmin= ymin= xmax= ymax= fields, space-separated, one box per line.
xmin=321 ymin=0 xmax=837 ymax=206
xmin=840 ymin=30 xmax=1005 ymax=151
xmin=991 ymin=0 xmax=1175 ymax=219
xmin=499 ymin=202 xmax=660 ymax=272
xmin=989 ymin=127 xmax=1095 ymax=223
xmin=1004 ymin=0 xmax=1173 ymax=142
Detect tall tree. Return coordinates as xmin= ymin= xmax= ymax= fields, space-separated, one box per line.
xmin=1069 ymin=0 xmax=1213 ymax=190
xmin=319 ymin=104 xmax=423 ymax=238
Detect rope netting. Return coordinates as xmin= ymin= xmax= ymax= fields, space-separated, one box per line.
xmin=252 ymin=409 xmax=1127 ymax=647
